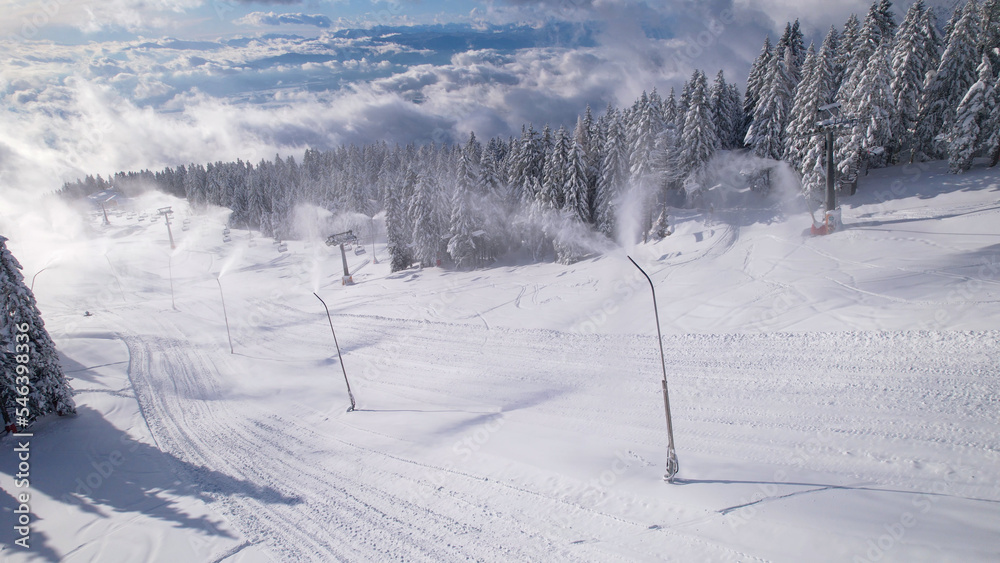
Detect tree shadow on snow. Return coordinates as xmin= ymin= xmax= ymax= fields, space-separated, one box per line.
xmin=0 ymin=406 xmax=302 ymax=559
xmin=0 ymin=485 xmax=61 ymax=562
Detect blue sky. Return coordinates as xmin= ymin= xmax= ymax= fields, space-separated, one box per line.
xmin=0 ymin=0 xmax=946 ymax=191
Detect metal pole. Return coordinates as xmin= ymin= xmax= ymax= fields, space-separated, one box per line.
xmin=340 ymin=243 xmax=350 ymax=277
xmin=826 ymin=129 xmax=836 ymax=213
xmin=30 ymin=267 xmax=49 ymax=293
xmin=314 ymin=292 xmax=356 ymax=412
xmin=216 ymin=278 xmax=234 ymax=354
xmin=164 ymin=213 xmax=176 ymax=250
xmin=627 ymin=256 xmax=679 ymax=482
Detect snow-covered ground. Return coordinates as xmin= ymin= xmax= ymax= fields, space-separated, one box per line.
xmin=3 ymin=160 xmax=1000 ymax=562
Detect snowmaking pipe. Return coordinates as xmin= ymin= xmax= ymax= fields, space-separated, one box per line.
xmin=30 ymin=267 xmax=50 ymax=293
xmin=216 ymin=278 xmax=234 ymax=354
xmin=627 ymin=256 xmax=679 ymax=483
xmin=314 ymin=292 xmax=356 ymax=412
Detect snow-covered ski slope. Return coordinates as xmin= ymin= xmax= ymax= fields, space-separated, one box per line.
xmin=2 ymin=160 xmax=999 ymax=562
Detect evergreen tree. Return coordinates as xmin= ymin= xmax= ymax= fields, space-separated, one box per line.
xmin=743 ymin=36 xmax=773 ymax=141
xmin=842 ymin=39 xmax=895 ymax=174
xmin=778 ymin=20 xmax=807 ymax=83
xmin=710 ymin=70 xmax=739 ymax=150
xmin=913 ymin=0 xmax=982 ymax=161
xmin=447 ymin=183 xmax=479 ymax=269
xmin=595 ymin=106 xmax=628 ymax=238
xmin=836 ymin=14 xmax=861 ymax=95
xmin=786 ymin=43 xmax=822 ymax=169
xmin=984 ymin=69 xmax=1000 ymax=166
xmin=387 ymin=168 xmax=416 ymax=272
xmin=448 ymin=134 xmax=483 ymax=268
xmin=541 ymin=127 xmax=569 ymax=211
xmin=1 ymin=236 xmax=75 ymax=428
xmin=981 ymin=0 xmax=1000 ymax=70
xmin=947 ymin=54 xmax=995 ymax=172
xmin=746 ymin=48 xmax=794 ymax=160
xmin=890 ymin=0 xmax=931 ymax=162
xmin=679 ymin=71 xmax=720 ymax=182
xmin=409 ymin=170 xmax=443 ymax=267
xmin=919 ymin=5 xmax=943 ymax=72
xmin=565 ymin=128 xmax=591 ymax=223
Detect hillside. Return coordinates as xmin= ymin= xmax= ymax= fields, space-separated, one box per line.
xmin=2 ymin=159 xmax=999 ymax=562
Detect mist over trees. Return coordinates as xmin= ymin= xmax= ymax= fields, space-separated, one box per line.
xmin=61 ymin=0 xmax=1000 ymax=271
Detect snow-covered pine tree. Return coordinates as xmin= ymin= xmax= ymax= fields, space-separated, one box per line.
xmin=913 ymin=0 xmax=983 ymax=161
xmin=778 ymin=20 xmax=807 ymax=84
xmin=409 ymin=169 xmax=444 ymax=267
xmin=835 ymin=14 xmax=861 ymax=96
xmin=679 ymin=70 xmax=720 ymax=185
xmin=595 ymin=106 xmax=628 ymax=238
xmin=890 ymin=0 xmax=931 ymax=163
xmin=654 ymin=119 xmax=684 ymax=199
xmin=744 ymin=36 xmax=774 ymax=127
xmin=447 ymin=182 xmax=479 ymax=269
xmin=448 ymin=134 xmax=483 ymax=268
xmin=0 ymin=235 xmax=75 ymax=428
xmin=746 ymin=48 xmax=794 ymax=161
xmin=387 ymin=168 xmax=416 ymax=272
xmin=981 ymin=0 xmax=1000 ymax=70
xmin=565 ymin=125 xmax=591 ymax=223
xmin=919 ymin=4 xmax=943 ymax=71
xmin=947 ymin=54 xmax=995 ymax=172
xmin=785 ymin=43 xmax=821 ymax=170
xmin=711 ymin=71 xmax=737 ymax=150
xmin=477 ymin=144 xmax=510 ymax=263
xmin=541 ymin=127 xmax=569 ymax=211
xmin=663 ymin=88 xmax=679 ymax=129
xmin=842 ymin=38 xmax=895 ymax=174
xmin=628 ymin=91 xmax=664 ymax=237
xmin=872 ymin=0 xmax=897 ymax=41
xmin=982 ymin=67 xmax=1000 ymax=166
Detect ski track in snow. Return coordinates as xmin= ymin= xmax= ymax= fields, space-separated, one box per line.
xmin=108 ymin=297 xmax=1000 ymax=562
xmin=18 ymin=171 xmax=1000 ymax=561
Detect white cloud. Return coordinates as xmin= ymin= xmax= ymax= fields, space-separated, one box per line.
xmin=1 ymin=0 xmax=204 ymax=36
xmin=236 ymin=12 xmax=334 ymax=28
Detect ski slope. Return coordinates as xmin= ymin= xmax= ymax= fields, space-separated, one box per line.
xmin=2 ymin=160 xmax=1000 ymax=562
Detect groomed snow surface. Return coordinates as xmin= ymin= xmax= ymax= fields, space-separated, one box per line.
xmin=3 ymin=160 xmax=1000 ymax=562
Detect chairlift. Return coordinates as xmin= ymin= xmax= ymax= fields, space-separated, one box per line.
xmin=223 ymin=227 xmax=231 ymax=236
xmin=223 ymin=235 xmax=232 ymax=243
xmin=354 ymin=246 xmax=366 ymax=255
xmin=277 ymin=241 xmax=288 ymax=253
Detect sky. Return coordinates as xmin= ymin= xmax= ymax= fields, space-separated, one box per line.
xmin=0 ymin=0 xmax=957 ymax=199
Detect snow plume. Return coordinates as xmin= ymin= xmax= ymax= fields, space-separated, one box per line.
xmin=614 ymin=179 xmax=649 ymax=253
xmin=519 ymin=206 xmax=617 ymax=263
xmin=328 ymin=211 xmax=375 ymax=242
xmin=690 ymin=151 xmax=803 ymax=213
xmin=292 ymin=204 xmax=335 ymax=244
xmin=292 ymin=204 xmax=335 ymax=292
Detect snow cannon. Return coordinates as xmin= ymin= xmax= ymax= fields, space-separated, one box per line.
xmin=313 ymin=292 xmax=357 ymax=412
xmin=627 ymin=256 xmax=680 ymax=483
xmin=811 ymin=208 xmax=842 ymax=236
